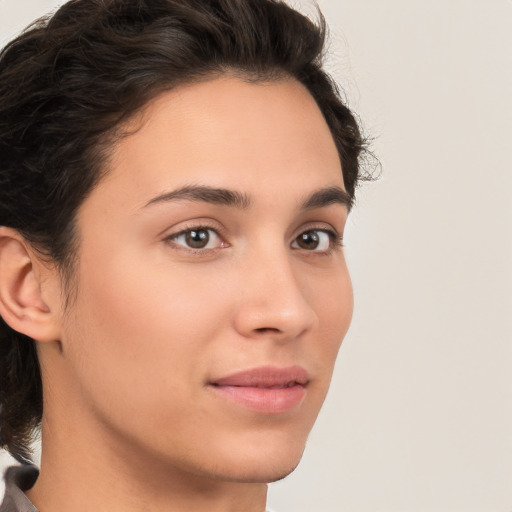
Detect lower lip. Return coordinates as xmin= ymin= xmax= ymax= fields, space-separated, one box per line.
xmin=209 ymin=384 xmax=306 ymax=414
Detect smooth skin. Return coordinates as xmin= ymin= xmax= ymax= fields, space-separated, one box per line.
xmin=0 ymin=76 xmax=353 ymax=512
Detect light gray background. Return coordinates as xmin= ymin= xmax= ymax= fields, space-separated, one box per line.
xmin=1 ymin=1 xmax=511 ymax=511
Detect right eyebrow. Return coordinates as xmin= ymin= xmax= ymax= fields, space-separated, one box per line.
xmin=143 ymin=185 xmax=251 ymax=210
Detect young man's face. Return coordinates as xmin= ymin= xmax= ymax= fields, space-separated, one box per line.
xmin=48 ymin=76 xmax=353 ymax=483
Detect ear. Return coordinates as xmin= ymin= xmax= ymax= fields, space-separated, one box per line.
xmin=0 ymin=227 xmax=62 ymax=343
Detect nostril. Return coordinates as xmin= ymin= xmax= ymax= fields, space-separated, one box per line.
xmin=254 ymin=327 xmax=281 ymax=334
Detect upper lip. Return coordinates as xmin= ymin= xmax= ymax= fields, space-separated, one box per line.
xmin=210 ymin=366 xmax=309 ymax=388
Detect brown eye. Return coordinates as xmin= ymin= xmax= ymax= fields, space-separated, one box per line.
xmin=185 ymin=229 xmax=210 ymax=248
xmin=291 ymin=230 xmax=332 ymax=251
xmin=296 ymin=230 xmax=320 ymax=249
xmin=170 ymin=227 xmax=223 ymax=250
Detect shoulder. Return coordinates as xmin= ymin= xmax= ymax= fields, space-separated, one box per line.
xmin=0 ymin=465 xmax=39 ymax=512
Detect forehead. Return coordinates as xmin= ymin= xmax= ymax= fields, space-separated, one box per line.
xmin=92 ymin=76 xmax=344 ymax=213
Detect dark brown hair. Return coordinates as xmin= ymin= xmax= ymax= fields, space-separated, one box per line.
xmin=0 ymin=0 xmax=369 ymax=463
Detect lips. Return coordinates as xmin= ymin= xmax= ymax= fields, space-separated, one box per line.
xmin=209 ymin=366 xmax=309 ymax=414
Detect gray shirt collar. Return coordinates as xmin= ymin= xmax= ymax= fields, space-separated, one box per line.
xmin=1 ymin=465 xmax=39 ymax=512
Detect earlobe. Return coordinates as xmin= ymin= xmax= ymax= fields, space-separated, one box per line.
xmin=0 ymin=227 xmax=61 ymax=343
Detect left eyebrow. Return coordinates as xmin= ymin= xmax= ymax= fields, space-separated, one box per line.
xmin=300 ymin=186 xmax=353 ymax=211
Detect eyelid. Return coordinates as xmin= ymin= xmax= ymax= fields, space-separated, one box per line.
xmin=161 ymin=218 xmax=226 ymax=240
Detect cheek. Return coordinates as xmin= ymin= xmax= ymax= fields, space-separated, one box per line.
xmin=83 ymin=245 xmax=227 ymax=333
xmin=328 ymin=270 xmax=353 ymax=341
xmin=305 ymin=263 xmax=353 ymax=367
xmin=64 ymin=250 xmax=230 ymax=411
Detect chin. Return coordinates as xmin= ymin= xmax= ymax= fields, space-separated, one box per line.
xmin=216 ymin=458 xmax=303 ymax=484
xmin=209 ymin=438 xmax=307 ymax=484
xmin=248 ymin=459 xmax=302 ymax=484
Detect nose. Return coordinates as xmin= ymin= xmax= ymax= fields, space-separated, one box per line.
xmin=232 ymin=247 xmax=319 ymax=342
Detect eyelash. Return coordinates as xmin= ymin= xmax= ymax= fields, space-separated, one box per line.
xmin=164 ymin=224 xmax=343 ymax=255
